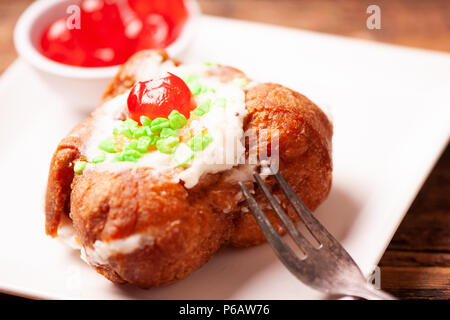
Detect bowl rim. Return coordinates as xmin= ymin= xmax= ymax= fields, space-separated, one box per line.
xmin=14 ymin=0 xmax=200 ymax=80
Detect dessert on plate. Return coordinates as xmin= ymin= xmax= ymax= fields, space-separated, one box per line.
xmin=45 ymin=50 xmax=333 ymax=288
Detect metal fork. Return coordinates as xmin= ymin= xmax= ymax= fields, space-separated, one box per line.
xmin=239 ymin=170 xmax=396 ymax=300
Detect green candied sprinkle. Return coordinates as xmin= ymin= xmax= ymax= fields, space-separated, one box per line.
xmin=149 ymin=134 xmax=159 ymax=146
xmin=232 ymin=78 xmax=248 ymax=88
xmin=184 ymin=74 xmax=209 ymax=95
xmin=144 ymin=126 xmax=152 ymax=136
xmin=213 ymin=98 xmax=227 ymax=108
xmin=123 ymin=150 xmax=142 ymax=161
xmin=119 ymin=127 xmax=133 ymax=137
xmin=156 ymin=136 xmax=179 ymax=154
xmin=116 ymin=125 xmax=132 ymax=137
xmin=182 ymin=74 xmax=199 ymax=84
xmin=132 ymin=126 xmax=146 ymax=138
xmin=160 ymin=127 xmax=177 ymax=138
xmin=189 ymin=82 xmax=209 ymax=96
xmin=150 ymin=117 xmax=170 ymax=133
xmin=74 ymin=160 xmax=87 ymax=174
xmin=112 ymin=153 xmax=125 ymax=162
xmin=124 ymin=140 xmax=138 ymax=151
xmin=116 ymin=119 xmax=139 ymax=137
xmin=203 ymin=61 xmax=216 ymax=67
xmin=140 ymin=115 xmax=152 ymax=127
xmin=188 ymin=81 xmax=202 ymax=95
xmin=123 ymin=119 xmax=139 ymax=128
xmin=173 ymin=143 xmax=194 ymax=167
xmin=136 ymin=136 xmax=151 ymax=153
xmin=168 ymin=110 xmax=187 ymax=129
xmin=113 ymin=150 xmax=142 ymax=162
xmin=194 ymin=99 xmax=211 ymax=116
xmin=188 ymin=133 xmax=213 ymax=151
xmin=98 ymin=138 xmax=116 ymax=153
xmin=143 ymin=130 xmax=160 ymax=145
xmin=91 ymin=153 xmax=106 ymax=164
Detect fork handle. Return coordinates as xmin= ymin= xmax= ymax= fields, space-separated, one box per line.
xmin=350 ymin=284 xmax=397 ymax=300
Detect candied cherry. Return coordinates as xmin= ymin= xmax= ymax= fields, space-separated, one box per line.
xmin=39 ymin=0 xmax=188 ymax=67
xmin=127 ymin=73 xmax=194 ymax=122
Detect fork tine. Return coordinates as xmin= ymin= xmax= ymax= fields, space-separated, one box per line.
xmin=253 ymin=173 xmax=315 ymax=254
xmin=271 ymin=169 xmax=336 ymax=246
xmin=240 ymin=179 xmax=396 ymax=300
xmin=238 ymin=182 xmax=306 ymax=271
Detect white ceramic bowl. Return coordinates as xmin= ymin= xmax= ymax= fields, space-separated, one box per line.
xmin=14 ymin=0 xmax=200 ymax=112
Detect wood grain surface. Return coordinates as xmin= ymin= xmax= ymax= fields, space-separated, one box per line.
xmin=0 ymin=0 xmax=448 ymax=300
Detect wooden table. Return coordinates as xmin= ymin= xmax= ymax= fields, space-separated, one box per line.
xmin=0 ymin=0 xmax=448 ymax=300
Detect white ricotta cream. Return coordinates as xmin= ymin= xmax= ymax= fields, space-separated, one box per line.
xmin=57 ymin=215 xmax=81 ymax=250
xmin=83 ymin=234 xmax=154 ymax=266
xmin=57 ymin=219 xmax=152 ymax=267
xmin=82 ymin=53 xmax=250 ymax=188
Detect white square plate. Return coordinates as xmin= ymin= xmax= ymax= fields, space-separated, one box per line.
xmin=0 ymin=16 xmax=449 ymax=299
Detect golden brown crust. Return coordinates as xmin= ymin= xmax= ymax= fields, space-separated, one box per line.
xmin=44 ymin=116 xmax=95 ymax=235
xmin=45 ymin=148 xmax=79 ymax=236
xmin=206 ymin=65 xmax=248 ymax=83
xmin=70 ymin=169 xmax=233 ymax=288
xmin=44 ymin=50 xmax=332 ymax=287
xmin=230 ymin=83 xmax=332 ymax=246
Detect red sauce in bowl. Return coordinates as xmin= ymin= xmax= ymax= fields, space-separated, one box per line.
xmin=39 ymin=0 xmax=188 ymax=67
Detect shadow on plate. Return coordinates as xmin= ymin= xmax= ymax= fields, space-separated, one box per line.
xmin=113 ymin=184 xmax=362 ymax=299
xmin=314 ymin=184 xmax=362 ymax=242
